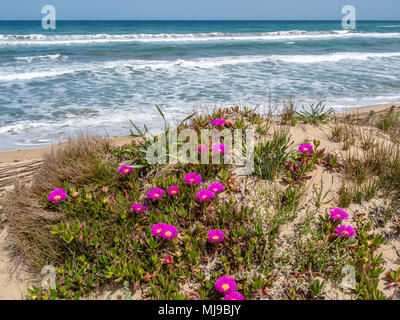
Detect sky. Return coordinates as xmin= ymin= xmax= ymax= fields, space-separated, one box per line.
xmin=0 ymin=0 xmax=399 ymax=20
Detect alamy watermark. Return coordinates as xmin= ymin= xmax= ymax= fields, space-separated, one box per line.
xmin=41 ymin=265 xmax=56 ymax=290
xmin=42 ymin=5 xmax=56 ymax=30
xmin=342 ymin=5 xmax=356 ymax=30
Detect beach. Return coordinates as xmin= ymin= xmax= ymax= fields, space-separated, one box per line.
xmin=1 ymin=102 xmax=400 ymax=300
xmin=1 ymin=19 xmax=400 ymax=301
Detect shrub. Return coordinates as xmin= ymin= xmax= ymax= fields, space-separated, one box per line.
xmin=294 ymin=101 xmax=334 ymax=124
xmin=254 ymin=129 xmax=293 ymax=180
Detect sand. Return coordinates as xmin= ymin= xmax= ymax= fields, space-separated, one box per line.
xmin=0 ymin=103 xmax=399 ymax=300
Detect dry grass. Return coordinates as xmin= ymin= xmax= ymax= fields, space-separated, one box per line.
xmin=0 ymin=134 xmax=119 ymax=269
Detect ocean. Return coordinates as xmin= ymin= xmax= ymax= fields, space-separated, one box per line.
xmin=1 ymin=20 xmax=400 ymax=151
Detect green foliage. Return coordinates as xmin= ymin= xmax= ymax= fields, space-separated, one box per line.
xmin=295 ymin=102 xmax=334 ymax=124
xmin=254 ymin=130 xmax=293 ymax=180
xmin=378 ymin=112 xmax=399 ymax=131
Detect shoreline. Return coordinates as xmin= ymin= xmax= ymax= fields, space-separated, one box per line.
xmin=0 ymin=102 xmax=398 ymax=164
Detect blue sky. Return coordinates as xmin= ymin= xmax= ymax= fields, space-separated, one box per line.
xmin=0 ymin=0 xmax=399 ymax=20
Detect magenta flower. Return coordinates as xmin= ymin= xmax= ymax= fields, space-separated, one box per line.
xmin=215 ymin=276 xmax=236 ymax=295
xmin=298 ymin=143 xmax=313 ymax=153
xmin=132 ymin=203 xmax=148 ymax=213
xmin=198 ymin=145 xmax=209 ymax=152
xmin=162 ymin=224 xmax=179 ymax=240
xmin=102 ymin=187 xmax=108 ymax=193
xmin=184 ymin=172 xmax=202 ymax=184
xmin=118 ymin=164 xmax=134 ymax=175
xmin=197 ymin=189 xmax=215 ymax=202
xmin=151 ymin=223 xmax=178 ymax=240
xmin=208 ymin=183 xmax=225 ymax=194
xmin=165 ymin=256 xmax=173 ymax=264
xmin=223 ymin=291 xmax=245 ymax=300
xmin=211 ymin=143 xmax=226 ymax=154
xmin=329 ymin=207 xmax=349 ymax=221
xmin=151 ymin=223 xmax=167 ymax=236
xmin=147 ymin=188 xmax=165 ymax=200
xmin=211 ymin=118 xmax=227 ymax=127
xmin=208 ymin=229 xmax=225 ymax=242
xmin=335 ymin=225 xmax=356 ymax=238
xmin=168 ymin=185 xmax=180 ymax=196
xmin=47 ymin=188 xmax=67 ymax=203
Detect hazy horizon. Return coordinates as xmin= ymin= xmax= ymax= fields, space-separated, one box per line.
xmin=0 ymin=0 xmax=399 ymax=20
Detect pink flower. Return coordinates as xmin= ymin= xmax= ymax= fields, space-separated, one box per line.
xmin=197 ymin=189 xmax=215 ymax=202
xmin=211 ymin=144 xmax=226 ymax=154
xmin=72 ymin=191 xmax=79 ymax=197
xmin=162 ymin=224 xmax=179 ymax=240
xmin=298 ymin=144 xmax=313 ymax=153
xmin=215 ymin=276 xmax=236 ymax=295
xmin=168 ymin=185 xmax=179 ymax=196
xmin=151 ymin=223 xmax=167 ymax=236
xmin=198 ymin=145 xmax=209 ymax=152
xmin=47 ymin=188 xmax=67 ymax=203
xmin=223 ymin=291 xmax=245 ymax=300
xmin=102 ymin=187 xmax=108 ymax=192
xmin=151 ymin=223 xmax=179 ymax=240
xmin=147 ymin=188 xmax=165 ymax=200
xmin=335 ymin=225 xmax=356 ymax=238
xmin=132 ymin=203 xmax=148 ymax=213
xmin=329 ymin=207 xmax=349 ymax=221
xmin=208 ymin=183 xmax=225 ymax=194
xmin=165 ymin=256 xmax=173 ymax=264
xmin=118 ymin=164 xmax=134 ymax=175
xmin=208 ymin=229 xmax=225 ymax=242
xmin=184 ymin=172 xmax=202 ymax=184
xmin=211 ymin=118 xmax=227 ymax=127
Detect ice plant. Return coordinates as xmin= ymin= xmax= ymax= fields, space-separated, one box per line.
xmin=211 ymin=118 xmax=227 ymax=127
xmin=147 ymin=188 xmax=165 ymax=200
xmin=329 ymin=207 xmax=349 ymax=221
xmin=168 ymin=185 xmax=179 ymax=196
xmin=211 ymin=143 xmax=226 ymax=154
xmin=47 ymin=188 xmax=67 ymax=203
xmin=165 ymin=256 xmax=173 ymax=264
xmin=223 ymin=291 xmax=245 ymax=300
xmin=151 ymin=223 xmax=178 ymax=240
xmin=184 ymin=172 xmax=202 ymax=184
xmin=162 ymin=224 xmax=179 ymax=240
xmin=298 ymin=143 xmax=313 ymax=153
xmin=102 ymin=187 xmax=108 ymax=193
xmin=208 ymin=183 xmax=225 ymax=194
xmin=132 ymin=203 xmax=148 ymax=213
xmin=117 ymin=163 xmax=134 ymax=175
xmin=215 ymin=276 xmax=236 ymax=295
xmin=208 ymin=229 xmax=225 ymax=242
xmin=335 ymin=225 xmax=356 ymax=238
xmin=198 ymin=145 xmax=208 ymax=152
xmin=151 ymin=223 xmax=167 ymax=236
xmin=197 ymin=189 xmax=215 ymax=202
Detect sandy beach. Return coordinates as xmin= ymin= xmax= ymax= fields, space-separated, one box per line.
xmin=0 ymin=102 xmax=399 ymax=300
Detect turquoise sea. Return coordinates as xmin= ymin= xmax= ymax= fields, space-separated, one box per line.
xmin=1 ymin=20 xmax=400 ymax=150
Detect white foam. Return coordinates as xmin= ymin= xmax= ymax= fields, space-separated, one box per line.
xmin=0 ymin=69 xmax=77 ymax=81
xmin=14 ymin=54 xmax=67 ymax=62
xmin=377 ymin=25 xmax=400 ymax=28
xmin=2 ymin=51 xmax=400 ymax=81
xmin=1 ymin=30 xmax=400 ymax=46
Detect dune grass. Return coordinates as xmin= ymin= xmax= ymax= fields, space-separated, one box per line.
xmin=1 ymin=104 xmax=399 ymax=300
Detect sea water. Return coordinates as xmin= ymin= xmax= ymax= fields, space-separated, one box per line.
xmin=1 ymin=20 xmax=400 ymax=150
